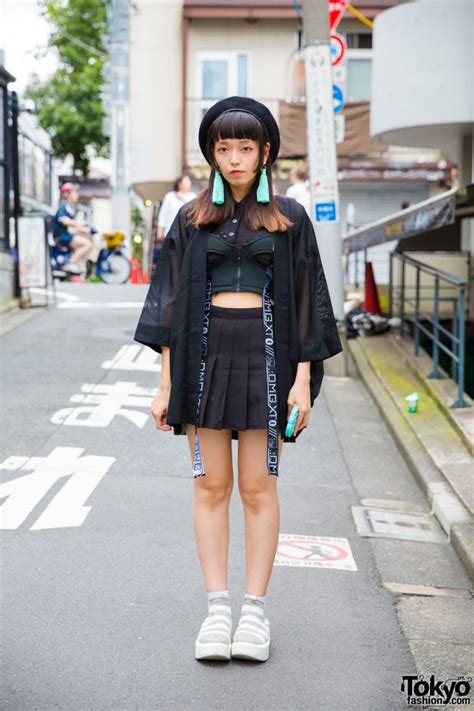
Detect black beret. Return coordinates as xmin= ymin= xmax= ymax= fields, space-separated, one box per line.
xmin=198 ymin=96 xmax=280 ymax=165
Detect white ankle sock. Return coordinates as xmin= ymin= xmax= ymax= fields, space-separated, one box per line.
xmin=207 ymin=590 xmax=229 ymax=602
xmin=244 ymin=593 xmax=267 ymax=613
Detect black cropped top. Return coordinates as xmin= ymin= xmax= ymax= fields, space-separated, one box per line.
xmin=206 ymin=194 xmax=274 ymax=296
xmin=207 ymin=232 xmax=274 ymax=295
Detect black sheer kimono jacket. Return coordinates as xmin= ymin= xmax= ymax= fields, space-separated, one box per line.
xmin=133 ymin=194 xmax=343 ymax=455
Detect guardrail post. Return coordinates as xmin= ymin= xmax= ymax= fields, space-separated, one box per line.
xmin=428 ymin=276 xmax=441 ymax=379
xmin=388 ymin=253 xmax=393 ymax=319
xmin=451 ymin=286 xmax=469 ymax=408
xmin=414 ymin=265 xmax=420 ymax=356
xmin=400 ymin=256 xmax=406 ymax=338
xmin=451 ymin=297 xmax=458 ymax=381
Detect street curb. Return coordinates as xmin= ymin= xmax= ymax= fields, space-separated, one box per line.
xmin=451 ymin=522 xmax=474 ymax=583
xmin=0 ymin=297 xmax=21 ymax=316
xmin=0 ymin=299 xmax=48 ymax=336
xmin=387 ymin=332 xmax=473 ymax=456
xmin=348 ymin=338 xmax=474 ymax=583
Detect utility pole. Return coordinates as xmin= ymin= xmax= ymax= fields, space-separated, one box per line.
xmin=302 ymin=0 xmax=345 ymax=329
xmin=108 ymin=0 xmax=130 ymax=241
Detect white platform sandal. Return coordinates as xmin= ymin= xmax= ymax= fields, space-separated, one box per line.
xmin=195 ymin=597 xmax=233 ymax=660
xmin=231 ymin=599 xmax=270 ymax=662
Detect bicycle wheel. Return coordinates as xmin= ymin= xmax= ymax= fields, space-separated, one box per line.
xmin=99 ymin=252 xmax=131 ymax=284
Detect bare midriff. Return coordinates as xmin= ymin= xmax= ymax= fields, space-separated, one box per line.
xmin=211 ymin=291 xmax=275 ymax=308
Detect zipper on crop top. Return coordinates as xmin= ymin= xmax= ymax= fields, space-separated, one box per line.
xmin=236 ymin=247 xmax=241 ymax=291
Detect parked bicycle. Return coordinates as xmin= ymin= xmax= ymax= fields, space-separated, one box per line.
xmin=50 ymin=229 xmax=131 ymax=284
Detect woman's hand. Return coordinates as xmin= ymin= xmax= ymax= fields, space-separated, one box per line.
xmin=150 ymin=386 xmax=172 ymax=431
xmin=287 ymin=380 xmax=311 ymax=436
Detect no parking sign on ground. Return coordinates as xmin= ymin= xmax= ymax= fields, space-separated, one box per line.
xmin=274 ymin=533 xmax=358 ymax=571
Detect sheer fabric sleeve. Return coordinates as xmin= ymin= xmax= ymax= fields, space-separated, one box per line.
xmin=133 ymin=204 xmax=190 ymax=354
xmin=292 ymin=202 xmax=343 ymax=363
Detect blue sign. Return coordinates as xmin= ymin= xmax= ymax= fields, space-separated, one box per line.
xmin=333 ymin=84 xmax=345 ymax=114
xmin=316 ymin=202 xmax=337 ymax=222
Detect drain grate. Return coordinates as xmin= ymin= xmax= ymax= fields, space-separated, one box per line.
xmin=351 ymin=506 xmax=446 ymax=543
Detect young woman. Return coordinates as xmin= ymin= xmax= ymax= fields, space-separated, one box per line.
xmin=134 ymin=96 xmax=342 ymax=663
xmin=154 ymin=175 xmax=197 ymax=263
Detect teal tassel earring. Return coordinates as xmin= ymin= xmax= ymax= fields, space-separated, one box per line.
xmin=256 ymin=163 xmax=270 ymax=204
xmin=212 ymin=170 xmax=225 ymax=205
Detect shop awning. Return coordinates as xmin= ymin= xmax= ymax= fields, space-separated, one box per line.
xmin=279 ymin=100 xmax=388 ymax=158
xmin=342 ymin=186 xmax=458 ymax=253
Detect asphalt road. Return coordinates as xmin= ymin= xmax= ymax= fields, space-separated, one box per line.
xmin=1 ymin=283 xmax=469 ymax=711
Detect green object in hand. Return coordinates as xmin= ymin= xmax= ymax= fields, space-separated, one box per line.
xmin=285 ymin=405 xmax=300 ymax=437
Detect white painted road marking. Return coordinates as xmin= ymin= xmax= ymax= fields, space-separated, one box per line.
xmin=102 ymin=345 xmax=161 ymax=372
xmin=274 ymin=533 xmax=357 ymax=571
xmin=0 ymin=447 xmax=115 ymax=530
xmin=57 ymin=302 xmax=143 ymax=309
xmin=28 ymin=288 xmax=81 ymax=302
xmin=51 ymin=381 xmax=157 ymax=428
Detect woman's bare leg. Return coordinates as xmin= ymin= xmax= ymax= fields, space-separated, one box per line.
xmin=237 ymin=431 xmax=284 ymax=596
xmin=69 ymin=235 xmax=94 ymax=264
xmin=186 ymin=425 xmax=234 ymax=592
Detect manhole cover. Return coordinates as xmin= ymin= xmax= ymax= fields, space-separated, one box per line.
xmin=351 ymin=506 xmax=446 ymax=543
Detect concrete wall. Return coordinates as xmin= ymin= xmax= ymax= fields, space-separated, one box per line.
xmin=90 ymin=198 xmax=112 ymax=235
xmin=130 ymin=0 xmax=183 ymax=197
xmin=0 ymin=250 xmax=16 ymax=306
xmin=186 ymin=18 xmax=297 ymax=165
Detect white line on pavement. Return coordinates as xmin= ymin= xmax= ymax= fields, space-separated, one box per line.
xmin=28 ymin=288 xmax=81 ymax=301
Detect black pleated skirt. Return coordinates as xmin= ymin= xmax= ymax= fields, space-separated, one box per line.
xmin=187 ymin=304 xmax=269 ymax=433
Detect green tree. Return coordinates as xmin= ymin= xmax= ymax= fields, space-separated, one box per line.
xmin=25 ymin=0 xmax=109 ymax=175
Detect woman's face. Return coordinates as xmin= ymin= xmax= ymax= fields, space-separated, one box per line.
xmin=179 ymin=176 xmax=191 ymax=192
xmin=213 ymin=137 xmax=270 ymax=191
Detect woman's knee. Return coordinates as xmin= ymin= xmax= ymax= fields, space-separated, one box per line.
xmin=238 ymin=478 xmax=275 ymax=509
xmin=187 ymin=426 xmax=233 ymax=504
xmin=195 ymin=476 xmax=233 ymax=507
xmin=71 ymin=235 xmax=92 ymax=249
xmin=195 ymin=462 xmax=234 ymax=506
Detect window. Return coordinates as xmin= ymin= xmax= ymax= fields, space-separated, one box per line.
xmin=340 ymin=31 xmax=373 ymax=100
xmin=346 ymin=32 xmax=372 ymax=49
xmin=346 ymin=54 xmax=372 ymax=100
xmin=197 ymin=51 xmax=249 ymax=120
xmin=202 ymin=60 xmax=228 ymax=100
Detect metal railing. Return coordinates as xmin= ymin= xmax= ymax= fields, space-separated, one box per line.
xmin=389 ymin=252 xmax=470 ymax=408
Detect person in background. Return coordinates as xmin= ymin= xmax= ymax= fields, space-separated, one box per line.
xmin=153 ymin=175 xmax=197 ymax=263
xmin=285 ymin=164 xmax=311 ymax=216
xmin=52 ymin=183 xmax=94 ymax=274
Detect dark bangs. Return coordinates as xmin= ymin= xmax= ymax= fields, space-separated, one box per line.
xmin=188 ymin=109 xmax=293 ymax=233
xmin=205 ymin=111 xmax=267 ymax=163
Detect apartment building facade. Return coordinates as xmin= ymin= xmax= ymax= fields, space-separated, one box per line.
xmin=130 ymin=0 xmax=452 ymax=235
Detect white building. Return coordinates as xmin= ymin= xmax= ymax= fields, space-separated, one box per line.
xmin=130 ymin=0 xmax=461 ymax=285
xmin=366 ymin=0 xmax=473 ymax=307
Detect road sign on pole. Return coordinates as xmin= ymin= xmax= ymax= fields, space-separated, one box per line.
xmin=302 ymin=0 xmax=345 ymax=329
xmin=333 ymin=83 xmax=345 ymax=113
xmin=334 ymin=114 xmax=345 ymax=143
xmin=328 ymin=0 xmax=348 ymax=31
xmin=304 ymin=44 xmax=339 ymax=222
xmin=330 ymin=32 xmax=346 ymax=66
